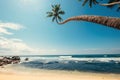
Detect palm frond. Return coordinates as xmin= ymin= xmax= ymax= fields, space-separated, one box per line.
xmin=89 ymin=0 xmax=92 ymax=8
xmin=46 ymin=12 xmax=53 ymax=17
xmin=93 ymin=0 xmax=99 ymax=5
xmin=59 ymin=11 xmax=65 ymax=15
xmin=82 ymin=0 xmax=89 ymax=6
xmin=57 ymin=16 xmax=63 ymax=22
xmin=51 ymin=5 xmax=55 ymax=8
xmin=52 ymin=17 xmax=56 ymax=22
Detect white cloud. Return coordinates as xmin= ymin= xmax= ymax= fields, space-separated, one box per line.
xmin=0 ymin=37 xmax=34 ymax=52
xmin=0 ymin=22 xmax=38 ymax=55
xmin=0 ymin=36 xmax=38 ymax=55
xmin=0 ymin=22 xmax=23 ymax=35
xmin=0 ymin=37 xmax=38 ymax=54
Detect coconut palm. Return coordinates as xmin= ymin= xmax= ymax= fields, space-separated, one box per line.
xmin=47 ymin=4 xmax=120 ymax=30
xmin=46 ymin=4 xmax=65 ymax=24
xmin=78 ymin=0 xmax=99 ymax=7
xmin=78 ymin=0 xmax=120 ymax=11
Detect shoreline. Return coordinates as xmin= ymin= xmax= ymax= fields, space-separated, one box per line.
xmin=0 ymin=65 xmax=120 ymax=80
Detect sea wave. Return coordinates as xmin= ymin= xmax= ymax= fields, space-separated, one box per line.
xmin=19 ymin=57 xmax=120 ymax=74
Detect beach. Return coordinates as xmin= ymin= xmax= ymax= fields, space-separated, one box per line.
xmin=0 ymin=65 xmax=120 ymax=80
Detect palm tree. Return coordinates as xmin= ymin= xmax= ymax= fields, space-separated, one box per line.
xmin=78 ymin=0 xmax=120 ymax=11
xmin=78 ymin=0 xmax=99 ymax=8
xmin=47 ymin=4 xmax=120 ymax=30
xmin=46 ymin=4 xmax=65 ymax=24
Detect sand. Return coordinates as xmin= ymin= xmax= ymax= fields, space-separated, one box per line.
xmin=0 ymin=65 xmax=120 ymax=80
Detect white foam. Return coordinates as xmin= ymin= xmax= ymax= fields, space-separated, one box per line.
xmin=20 ymin=56 xmax=120 ymax=63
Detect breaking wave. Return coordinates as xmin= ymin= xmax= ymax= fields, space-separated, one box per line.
xmin=20 ymin=57 xmax=120 ymax=74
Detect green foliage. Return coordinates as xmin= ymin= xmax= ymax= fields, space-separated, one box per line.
xmin=78 ymin=0 xmax=99 ymax=8
xmin=46 ymin=4 xmax=65 ymax=23
xmin=78 ymin=0 xmax=120 ymax=11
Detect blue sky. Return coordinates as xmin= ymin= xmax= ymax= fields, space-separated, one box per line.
xmin=0 ymin=0 xmax=120 ymax=55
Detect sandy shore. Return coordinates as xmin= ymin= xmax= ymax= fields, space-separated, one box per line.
xmin=0 ymin=65 xmax=120 ymax=80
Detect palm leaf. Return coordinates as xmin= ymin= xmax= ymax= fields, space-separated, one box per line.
xmin=93 ymin=0 xmax=98 ymax=5
xmin=51 ymin=5 xmax=55 ymax=8
xmin=89 ymin=0 xmax=92 ymax=8
xmin=57 ymin=16 xmax=63 ymax=22
xmin=59 ymin=11 xmax=65 ymax=15
xmin=52 ymin=17 xmax=56 ymax=22
xmin=46 ymin=12 xmax=53 ymax=17
xmin=82 ymin=0 xmax=89 ymax=6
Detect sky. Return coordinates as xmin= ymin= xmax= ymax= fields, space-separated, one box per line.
xmin=0 ymin=0 xmax=120 ymax=55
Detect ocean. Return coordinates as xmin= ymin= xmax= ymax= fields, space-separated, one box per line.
xmin=18 ymin=54 xmax=120 ymax=74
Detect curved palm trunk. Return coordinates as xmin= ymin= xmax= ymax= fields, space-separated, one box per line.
xmin=58 ymin=15 xmax=120 ymax=30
